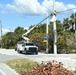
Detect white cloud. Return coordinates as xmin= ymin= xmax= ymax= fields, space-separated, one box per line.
xmin=67 ymin=4 xmax=76 ymax=9
xmin=42 ymin=0 xmax=53 ymax=12
xmin=55 ymin=2 xmax=67 ymax=12
xmin=42 ymin=0 xmax=76 ymax=13
xmin=6 ymin=0 xmax=47 ymax=15
xmin=67 ymin=4 xmax=76 ymax=12
xmin=2 ymin=28 xmax=11 ymax=35
xmin=24 ymin=27 xmax=28 ymax=30
xmin=4 ymin=0 xmax=76 ymax=15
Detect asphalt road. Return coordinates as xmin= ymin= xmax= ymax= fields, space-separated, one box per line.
xmin=0 ymin=48 xmax=76 ymax=75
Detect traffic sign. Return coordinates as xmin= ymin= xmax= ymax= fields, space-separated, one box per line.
xmin=43 ymin=40 xmax=47 ymax=42
xmin=44 ymin=36 xmax=49 ymax=39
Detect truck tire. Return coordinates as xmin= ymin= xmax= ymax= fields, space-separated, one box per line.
xmin=24 ymin=50 xmax=27 ymax=54
xmin=17 ymin=50 xmax=22 ymax=54
xmin=36 ymin=52 xmax=38 ymax=55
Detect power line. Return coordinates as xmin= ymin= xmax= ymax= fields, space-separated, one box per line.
xmin=2 ymin=0 xmax=36 ymax=28
xmin=37 ymin=14 xmax=52 ymax=25
xmin=18 ymin=0 xmax=36 ymax=15
xmin=36 ymin=7 xmax=76 ymax=25
xmin=57 ymin=7 xmax=76 ymax=14
xmin=2 ymin=2 xmax=76 ymax=31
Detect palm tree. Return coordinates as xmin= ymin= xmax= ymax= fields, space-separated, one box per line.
xmin=70 ymin=13 xmax=75 ymax=32
xmin=75 ymin=13 xmax=76 ymax=34
xmin=63 ymin=18 xmax=70 ymax=31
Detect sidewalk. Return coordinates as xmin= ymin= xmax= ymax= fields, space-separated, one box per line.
xmin=0 ymin=48 xmax=19 ymax=55
xmin=0 ymin=63 xmax=18 ymax=75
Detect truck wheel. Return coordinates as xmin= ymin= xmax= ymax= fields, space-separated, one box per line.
xmin=17 ymin=50 xmax=20 ymax=53
xmin=20 ymin=51 xmax=22 ymax=53
xmin=36 ymin=52 xmax=38 ymax=55
xmin=24 ymin=50 xmax=27 ymax=54
xmin=17 ymin=50 xmax=22 ymax=54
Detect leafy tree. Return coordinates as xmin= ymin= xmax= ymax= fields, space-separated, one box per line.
xmin=63 ymin=18 xmax=70 ymax=31
xmin=2 ymin=32 xmax=14 ymax=48
xmin=2 ymin=27 xmax=26 ymax=48
xmin=29 ymin=32 xmax=46 ymax=52
xmin=66 ymin=32 xmax=76 ymax=53
xmin=1 ymin=13 xmax=76 ymax=54
xmin=56 ymin=32 xmax=68 ymax=53
xmin=69 ymin=13 xmax=75 ymax=32
xmin=75 ymin=13 xmax=76 ymax=34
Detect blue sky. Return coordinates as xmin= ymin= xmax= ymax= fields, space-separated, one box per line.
xmin=0 ymin=0 xmax=76 ymax=35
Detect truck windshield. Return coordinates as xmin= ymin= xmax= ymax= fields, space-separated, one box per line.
xmin=26 ymin=43 xmax=35 ymax=46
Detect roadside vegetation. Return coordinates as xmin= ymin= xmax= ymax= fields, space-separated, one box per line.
xmin=5 ymin=58 xmax=38 ymax=75
xmin=5 ymin=58 xmax=75 ymax=75
xmin=0 ymin=13 xmax=76 ymax=53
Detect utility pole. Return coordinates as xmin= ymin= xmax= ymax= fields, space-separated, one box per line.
xmin=53 ymin=0 xmax=57 ymax=54
xmin=0 ymin=20 xmax=2 ymax=48
xmin=46 ymin=12 xmax=49 ymax=53
xmin=0 ymin=20 xmax=2 ymax=40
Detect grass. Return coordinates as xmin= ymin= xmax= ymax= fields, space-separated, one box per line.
xmin=5 ymin=58 xmax=38 ymax=75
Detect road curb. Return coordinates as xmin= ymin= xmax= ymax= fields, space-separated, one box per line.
xmin=0 ymin=63 xmax=19 ymax=75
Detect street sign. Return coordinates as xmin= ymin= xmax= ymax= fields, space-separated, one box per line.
xmin=44 ymin=36 xmax=49 ymax=39
xmin=43 ymin=40 xmax=47 ymax=42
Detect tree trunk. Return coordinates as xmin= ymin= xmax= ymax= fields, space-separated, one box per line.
xmin=75 ymin=23 xmax=76 ymax=34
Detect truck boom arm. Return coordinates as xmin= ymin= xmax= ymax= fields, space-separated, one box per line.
xmin=22 ymin=13 xmax=52 ymax=42
xmin=22 ymin=25 xmax=38 ymax=42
